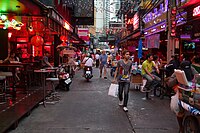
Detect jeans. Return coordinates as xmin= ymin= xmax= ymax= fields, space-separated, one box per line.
xmin=142 ymin=73 xmax=161 ymax=90
xmin=118 ymin=82 xmax=130 ymax=107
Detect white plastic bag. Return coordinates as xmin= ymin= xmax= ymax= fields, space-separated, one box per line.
xmin=108 ymin=83 xmax=119 ymax=97
xmin=170 ymin=91 xmax=180 ymax=115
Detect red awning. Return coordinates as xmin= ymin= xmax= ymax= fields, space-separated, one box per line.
xmin=181 ymin=0 xmax=200 ymax=8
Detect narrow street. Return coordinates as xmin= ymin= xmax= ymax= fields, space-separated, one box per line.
xmin=9 ymin=68 xmax=178 ymax=133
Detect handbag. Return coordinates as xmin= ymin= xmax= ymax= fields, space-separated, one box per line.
xmin=108 ymin=83 xmax=119 ymax=97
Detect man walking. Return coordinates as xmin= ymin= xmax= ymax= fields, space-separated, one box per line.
xmin=95 ymin=52 xmax=100 ymax=68
xmin=113 ymin=50 xmax=132 ymax=112
xmin=99 ymin=50 xmax=108 ymax=79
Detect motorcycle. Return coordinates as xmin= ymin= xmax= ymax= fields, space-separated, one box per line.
xmin=56 ymin=64 xmax=72 ymax=91
xmin=84 ymin=66 xmax=93 ymax=81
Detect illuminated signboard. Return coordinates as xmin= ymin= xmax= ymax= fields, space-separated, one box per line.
xmin=133 ymin=13 xmax=139 ymax=30
xmin=193 ymin=5 xmax=200 ymax=16
xmin=127 ymin=18 xmax=133 ymax=25
xmin=143 ymin=0 xmax=168 ymax=24
xmin=0 ymin=15 xmax=24 ymax=30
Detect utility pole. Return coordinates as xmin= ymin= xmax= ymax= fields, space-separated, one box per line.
xmin=167 ymin=0 xmax=176 ymax=62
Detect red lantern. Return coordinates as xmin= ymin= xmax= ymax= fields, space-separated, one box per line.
xmin=60 ymin=35 xmax=67 ymax=42
xmin=31 ymin=35 xmax=44 ymax=47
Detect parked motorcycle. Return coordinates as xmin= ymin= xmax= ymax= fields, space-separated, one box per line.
xmin=84 ymin=66 xmax=93 ymax=81
xmin=56 ymin=64 xmax=72 ymax=91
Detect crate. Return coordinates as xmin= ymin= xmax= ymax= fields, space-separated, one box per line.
xmin=131 ymin=73 xmax=143 ymax=84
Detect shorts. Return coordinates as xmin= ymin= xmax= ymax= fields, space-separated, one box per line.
xmin=100 ymin=64 xmax=107 ymax=69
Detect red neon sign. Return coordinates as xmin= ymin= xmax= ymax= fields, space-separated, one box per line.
xmin=126 ymin=18 xmax=133 ymax=25
xmin=193 ymin=5 xmax=200 ymax=16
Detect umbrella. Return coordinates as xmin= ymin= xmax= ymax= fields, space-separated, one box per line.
xmin=138 ymin=39 xmax=143 ymax=59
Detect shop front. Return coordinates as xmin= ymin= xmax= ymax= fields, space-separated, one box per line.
xmin=177 ymin=1 xmax=200 ymax=59
xmin=119 ymin=11 xmax=141 ymax=62
xmin=0 ymin=0 xmax=81 ymax=67
xmin=143 ymin=0 xmax=168 ymax=61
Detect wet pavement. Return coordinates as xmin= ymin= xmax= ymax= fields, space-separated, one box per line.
xmin=8 ymin=68 xmax=178 ymax=133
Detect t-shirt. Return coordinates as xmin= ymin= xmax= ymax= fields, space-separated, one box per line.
xmin=141 ymin=60 xmax=155 ymax=75
xmin=83 ymin=57 xmax=93 ymax=67
xmin=95 ymin=54 xmax=100 ymax=60
xmin=117 ymin=59 xmax=132 ymax=82
xmin=100 ymin=54 xmax=108 ymax=65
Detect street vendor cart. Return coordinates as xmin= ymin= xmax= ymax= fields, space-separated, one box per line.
xmin=131 ymin=63 xmax=143 ymax=90
xmin=175 ymin=69 xmax=200 ymax=132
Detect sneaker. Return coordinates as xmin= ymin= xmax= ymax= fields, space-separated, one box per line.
xmin=123 ymin=107 xmax=128 ymax=112
xmin=104 ymin=77 xmax=107 ymax=79
xmin=119 ymin=101 xmax=123 ymax=106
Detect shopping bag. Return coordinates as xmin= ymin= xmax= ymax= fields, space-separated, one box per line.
xmin=170 ymin=90 xmax=180 ymax=115
xmin=108 ymin=83 xmax=119 ymax=97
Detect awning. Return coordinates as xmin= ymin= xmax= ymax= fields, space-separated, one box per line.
xmin=181 ymin=0 xmax=200 ymax=8
xmin=119 ymin=30 xmax=140 ymax=43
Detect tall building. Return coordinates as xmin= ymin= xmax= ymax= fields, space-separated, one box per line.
xmin=110 ymin=0 xmax=120 ymax=22
xmin=94 ymin=0 xmax=104 ymax=33
xmin=103 ymin=0 xmax=110 ymax=31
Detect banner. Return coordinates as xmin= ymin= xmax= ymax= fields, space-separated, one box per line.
xmin=145 ymin=34 xmax=160 ymax=48
xmin=78 ymin=28 xmax=89 ymax=42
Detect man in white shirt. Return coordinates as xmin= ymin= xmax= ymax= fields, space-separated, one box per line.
xmin=83 ymin=55 xmax=93 ymax=67
xmin=95 ymin=53 xmax=100 ymax=68
xmin=82 ymin=54 xmax=93 ymax=75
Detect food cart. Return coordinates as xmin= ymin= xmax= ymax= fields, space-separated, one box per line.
xmin=131 ymin=63 xmax=143 ymax=90
xmin=175 ymin=69 xmax=200 ymax=132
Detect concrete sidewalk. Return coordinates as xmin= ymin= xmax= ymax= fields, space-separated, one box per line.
xmin=9 ymin=68 xmax=178 ymax=133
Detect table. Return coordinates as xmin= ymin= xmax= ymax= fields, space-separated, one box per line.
xmin=34 ymin=69 xmax=55 ymax=107
xmin=0 ymin=63 xmax=24 ymax=99
xmin=45 ymin=67 xmax=58 ymax=77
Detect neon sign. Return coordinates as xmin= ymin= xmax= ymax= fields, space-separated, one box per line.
xmin=0 ymin=15 xmax=24 ymax=30
xmin=193 ymin=5 xmax=200 ymax=16
xmin=143 ymin=0 xmax=168 ymax=24
xmin=133 ymin=13 xmax=139 ymax=30
xmin=127 ymin=18 xmax=133 ymax=25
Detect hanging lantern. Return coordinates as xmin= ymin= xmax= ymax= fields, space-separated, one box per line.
xmin=31 ymin=35 xmax=44 ymax=47
xmin=60 ymin=35 xmax=67 ymax=42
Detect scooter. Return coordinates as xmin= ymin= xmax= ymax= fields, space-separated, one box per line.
xmin=56 ymin=64 xmax=72 ymax=91
xmin=84 ymin=66 xmax=93 ymax=81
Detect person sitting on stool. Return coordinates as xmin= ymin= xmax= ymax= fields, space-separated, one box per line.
xmin=141 ymin=54 xmax=161 ymax=96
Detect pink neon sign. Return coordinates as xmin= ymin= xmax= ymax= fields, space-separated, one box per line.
xmin=193 ymin=5 xmax=200 ymax=16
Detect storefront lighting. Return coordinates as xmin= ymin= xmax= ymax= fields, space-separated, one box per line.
xmin=0 ymin=18 xmax=24 ymax=30
xmin=151 ymin=29 xmax=156 ymax=32
xmin=28 ymin=26 xmax=33 ymax=32
xmin=193 ymin=5 xmax=200 ymax=16
xmin=64 ymin=22 xmax=70 ymax=30
xmin=161 ymin=24 xmax=166 ymax=28
xmin=8 ymin=32 xmax=12 ymax=38
xmin=0 ymin=15 xmax=7 ymax=21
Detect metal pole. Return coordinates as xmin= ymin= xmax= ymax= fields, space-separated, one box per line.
xmin=167 ymin=0 xmax=176 ymax=62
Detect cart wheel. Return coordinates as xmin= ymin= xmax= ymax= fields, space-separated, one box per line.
xmin=184 ymin=116 xmax=200 ymax=133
